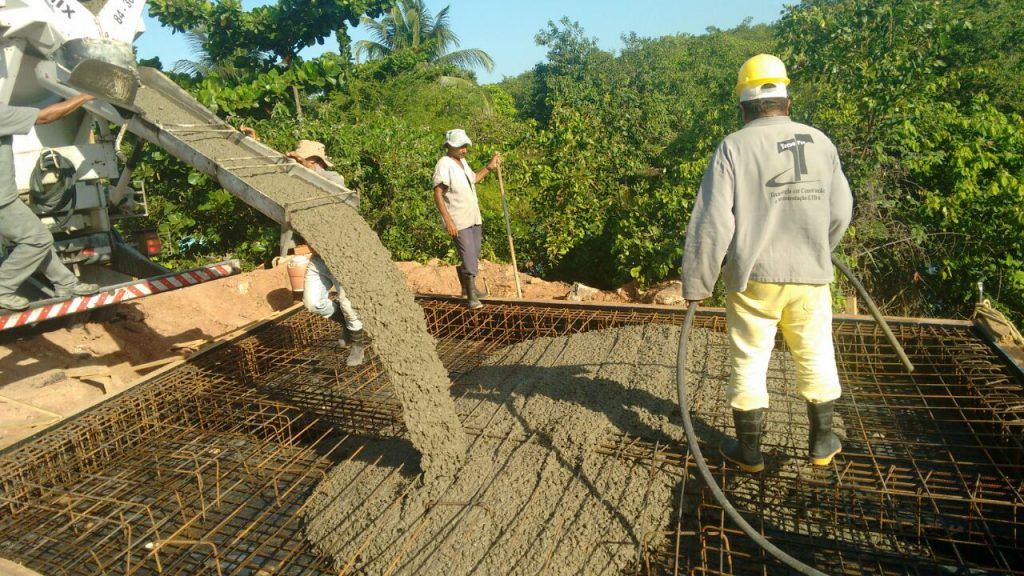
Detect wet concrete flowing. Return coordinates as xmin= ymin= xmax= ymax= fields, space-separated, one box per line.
xmin=133 ymin=85 xmax=466 ymax=479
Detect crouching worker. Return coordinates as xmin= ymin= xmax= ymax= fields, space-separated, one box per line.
xmin=302 ymin=246 xmax=366 ymax=367
xmin=681 ymin=54 xmax=853 ymax=473
xmin=278 ymin=136 xmax=367 ymax=367
xmin=431 ymin=129 xmax=500 ymax=309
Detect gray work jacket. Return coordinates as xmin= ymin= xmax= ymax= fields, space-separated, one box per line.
xmin=682 ymin=115 xmax=854 ymax=300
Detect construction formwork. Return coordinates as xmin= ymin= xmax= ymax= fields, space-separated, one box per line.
xmin=0 ymin=298 xmax=1021 ymax=575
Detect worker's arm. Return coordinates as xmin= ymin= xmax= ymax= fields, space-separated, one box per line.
xmin=474 ymin=153 xmax=501 ymax=184
xmin=239 ymin=125 xmax=259 ymax=141
xmin=35 ymin=94 xmax=94 ymax=125
xmin=828 ymin=151 xmax=854 ymax=251
xmin=681 ymin=143 xmax=735 ymax=301
xmin=433 ymin=184 xmax=459 ymax=238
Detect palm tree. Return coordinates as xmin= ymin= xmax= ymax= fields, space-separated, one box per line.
xmin=171 ymin=30 xmax=245 ymax=80
xmin=354 ymin=0 xmax=494 ymax=73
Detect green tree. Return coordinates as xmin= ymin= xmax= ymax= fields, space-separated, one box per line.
xmin=148 ymin=0 xmax=390 ymax=69
xmin=610 ymin=21 xmax=773 ymax=288
xmin=170 ymin=30 xmax=245 ymax=80
xmin=503 ymin=18 xmax=771 ymax=288
xmin=148 ymin=0 xmax=392 ymax=118
xmin=778 ymin=0 xmax=1024 ymax=320
xmin=137 ymin=0 xmax=1024 ymax=324
xmin=354 ymin=0 xmax=494 ymax=73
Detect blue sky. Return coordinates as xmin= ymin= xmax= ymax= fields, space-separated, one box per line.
xmin=135 ymin=0 xmax=791 ymax=84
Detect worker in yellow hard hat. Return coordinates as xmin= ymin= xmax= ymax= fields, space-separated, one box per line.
xmin=681 ymin=54 xmax=854 ymax=473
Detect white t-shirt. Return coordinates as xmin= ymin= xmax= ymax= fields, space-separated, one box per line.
xmin=432 ymin=155 xmax=482 ymax=231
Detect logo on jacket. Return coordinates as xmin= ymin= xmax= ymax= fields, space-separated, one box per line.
xmin=767 ymin=134 xmax=818 ymax=187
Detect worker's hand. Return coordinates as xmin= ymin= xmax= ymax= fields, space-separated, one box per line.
xmin=444 ymin=219 xmax=459 ymax=238
xmin=286 ymin=151 xmax=317 ymax=169
xmin=487 ymin=153 xmax=501 ymax=171
xmin=240 ymin=125 xmax=259 ymax=141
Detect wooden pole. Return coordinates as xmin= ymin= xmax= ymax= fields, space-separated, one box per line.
xmin=291 ymin=85 xmax=304 ymax=120
xmin=495 ymin=164 xmax=523 ymax=298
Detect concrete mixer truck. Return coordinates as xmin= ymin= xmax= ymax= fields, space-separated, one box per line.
xmin=0 ymin=0 xmax=357 ymax=331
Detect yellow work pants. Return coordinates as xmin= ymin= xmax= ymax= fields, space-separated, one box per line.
xmin=725 ymin=281 xmax=842 ymax=411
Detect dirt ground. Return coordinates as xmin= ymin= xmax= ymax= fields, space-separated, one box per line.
xmin=397 ymin=259 xmax=624 ymax=302
xmin=0 ymin=265 xmax=295 ymax=448
xmin=0 ymin=259 xmax=680 ymax=449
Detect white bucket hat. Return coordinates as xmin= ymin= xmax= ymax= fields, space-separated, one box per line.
xmin=738 ymin=82 xmax=789 ymax=103
xmin=443 ymin=128 xmax=472 ymax=148
xmin=293 ymin=139 xmax=334 ymax=167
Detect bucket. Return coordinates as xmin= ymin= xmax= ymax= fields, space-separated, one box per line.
xmin=286 ymin=254 xmax=310 ymax=292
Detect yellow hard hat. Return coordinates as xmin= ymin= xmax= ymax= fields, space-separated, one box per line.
xmin=735 ymin=54 xmax=790 ymax=99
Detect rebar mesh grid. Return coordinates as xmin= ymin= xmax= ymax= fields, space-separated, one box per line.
xmin=0 ymin=297 xmax=1020 ymax=575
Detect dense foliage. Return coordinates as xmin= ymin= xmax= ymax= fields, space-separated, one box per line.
xmin=132 ymin=0 xmax=1023 ymax=322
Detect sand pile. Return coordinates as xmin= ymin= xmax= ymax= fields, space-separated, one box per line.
xmin=134 ymin=84 xmax=466 ymax=480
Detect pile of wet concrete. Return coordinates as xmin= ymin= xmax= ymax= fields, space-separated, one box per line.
xmin=304 ymin=324 xmax=686 ymax=574
xmin=301 ymin=323 xmax=841 ymax=573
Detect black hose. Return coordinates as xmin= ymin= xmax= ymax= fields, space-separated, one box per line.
xmin=29 ymin=150 xmax=78 ymax=229
xmin=831 ymin=255 xmax=914 ymax=373
xmin=675 ymin=262 xmax=913 ymax=575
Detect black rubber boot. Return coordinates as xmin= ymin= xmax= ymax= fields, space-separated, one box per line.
xmin=329 ymin=303 xmax=350 ymax=345
xmin=471 ymin=277 xmax=487 ymax=298
xmin=465 ymin=274 xmax=483 ymax=309
xmin=807 ymin=401 xmax=842 ymax=466
xmin=720 ymin=408 xmax=766 ymax=473
xmin=457 ymin=269 xmax=469 ymax=298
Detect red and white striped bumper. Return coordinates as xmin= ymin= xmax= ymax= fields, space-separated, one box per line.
xmin=1 ymin=260 xmax=241 ymax=332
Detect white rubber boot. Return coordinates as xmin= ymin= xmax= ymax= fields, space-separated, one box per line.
xmin=346 ymin=329 xmax=366 ymax=366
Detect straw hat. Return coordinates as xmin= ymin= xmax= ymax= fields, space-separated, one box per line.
xmin=292 ymin=139 xmax=334 ymax=167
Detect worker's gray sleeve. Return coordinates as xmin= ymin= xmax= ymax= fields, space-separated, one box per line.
xmin=0 ymin=104 xmax=38 ymax=137
xmin=319 ymin=169 xmax=345 ymax=186
xmin=682 ymin=145 xmax=735 ymax=300
xmin=828 ymin=154 xmax=853 ymax=250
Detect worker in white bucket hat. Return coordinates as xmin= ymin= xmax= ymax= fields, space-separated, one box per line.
xmin=681 ymin=54 xmax=854 ymax=473
xmin=431 ymin=129 xmax=500 ymax=309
